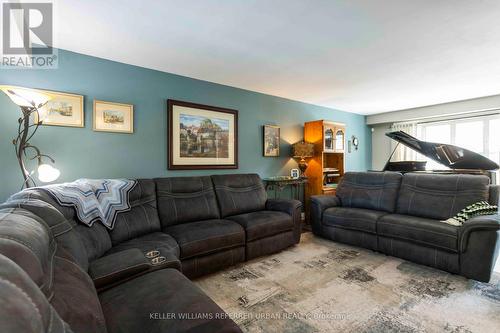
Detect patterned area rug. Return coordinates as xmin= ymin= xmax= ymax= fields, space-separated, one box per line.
xmin=195 ymin=232 xmax=500 ymax=333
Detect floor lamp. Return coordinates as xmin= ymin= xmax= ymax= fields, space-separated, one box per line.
xmin=1 ymin=86 xmax=60 ymax=188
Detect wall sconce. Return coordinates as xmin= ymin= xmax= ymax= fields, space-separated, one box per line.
xmin=292 ymin=141 xmax=314 ymax=176
xmin=1 ymin=86 xmax=60 ymax=188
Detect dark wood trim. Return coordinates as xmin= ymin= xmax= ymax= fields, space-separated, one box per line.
xmin=167 ymin=99 xmax=238 ymax=170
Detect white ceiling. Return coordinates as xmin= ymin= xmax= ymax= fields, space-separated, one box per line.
xmin=52 ymin=0 xmax=500 ymax=115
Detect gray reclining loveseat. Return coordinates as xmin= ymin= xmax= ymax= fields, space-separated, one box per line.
xmin=311 ymin=171 xmax=499 ymax=282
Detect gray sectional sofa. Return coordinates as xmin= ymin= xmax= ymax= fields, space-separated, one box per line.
xmin=0 ymin=174 xmax=301 ymax=333
xmin=311 ymin=171 xmax=500 ymax=282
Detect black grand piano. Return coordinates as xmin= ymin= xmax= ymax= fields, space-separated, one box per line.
xmin=383 ymin=131 xmax=499 ymax=183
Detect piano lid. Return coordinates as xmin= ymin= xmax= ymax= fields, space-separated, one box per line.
xmin=385 ymin=131 xmax=499 ymax=171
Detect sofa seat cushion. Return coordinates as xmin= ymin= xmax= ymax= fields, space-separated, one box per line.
xmin=323 ymin=207 xmax=387 ymax=233
xmin=99 ymin=268 xmax=242 ymax=333
xmin=164 ymin=220 xmax=245 ymax=260
xmin=378 ymin=214 xmax=459 ymax=252
xmin=227 ymin=211 xmax=293 ymax=241
xmin=106 ymin=232 xmax=180 ymax=258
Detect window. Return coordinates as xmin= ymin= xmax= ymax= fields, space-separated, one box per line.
xmin=490 ymin=118 xmax=500 ymax=166
xmin=417 ymin=114 xmax=500 ymax=170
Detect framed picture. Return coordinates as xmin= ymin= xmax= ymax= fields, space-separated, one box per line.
xmin=168 ymin=99 xmax=238 ymax=170
xmin=93 ymin=100 xmax=134 ymax=133
xmin=34 ymin=89 xmax=84 ymax=127
xmin=263 ymin=124 xmax=280 ymax=157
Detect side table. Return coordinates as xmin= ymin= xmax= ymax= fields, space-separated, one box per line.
xmin=263 ymin=176 xmax=308 ymax=201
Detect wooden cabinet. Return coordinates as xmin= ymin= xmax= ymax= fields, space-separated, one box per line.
xmin=304 ymin=120 xmax=346 ymax=219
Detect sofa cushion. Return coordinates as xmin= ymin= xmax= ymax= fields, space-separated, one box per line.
xmin=109 ymin=179 xmax=161 ymax=244
xmin=378 ymin=236 xmax=460 ymax=274
xmin=72 ymin=223 xmax=113 ymax=269
xmin=155 ymin=176 xmax=220 ymax=227
xmin=0 ymin=207 xmax=55 ymax=297
xmin=7 ymin=188 xmax=113 ymax=270
xmin=336 ymin=172 xmax=403 ymax=213
xmin=0 ymin=254 xmax=70 ymax=333
xmin=0 ymin=207 xmax=107 ymax=333
xmin=212 ymin=174 xmax=267 ymax=217
xmin=378 ymin=214 xmax=459 ymax=252
xmin=106 ymin=232 xmax=180 ymax=258
xmin=396 ymin=173 xmax=490 ymax=220
xmin=181 ymin=248 xmax=246 ymax=279
xmin=490 ymin=185 xmax=499 ymax=206
xmin=164 ymin=220 xmax=245 ymax=260
xmin=99 ymin=268 xmax=242 ymax=333
xmin=227 ymin=211 xmax=293 ymax=241
xmin=0 ymin=198 xmax=92 ymax=270
xmin=50 ymin=249 xmax=108 ymax=333
xmin=323 ymin=207 xmax=387 ymax=233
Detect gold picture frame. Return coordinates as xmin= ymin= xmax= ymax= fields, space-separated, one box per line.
xmin=33 ymin=89 xmax=84 ymax=127
xmin=93 ymin=100 xmax=134 ymax=134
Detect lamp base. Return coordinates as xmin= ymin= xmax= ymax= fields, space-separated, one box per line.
xmin=298 ymin=159 xmax=308 ymax=175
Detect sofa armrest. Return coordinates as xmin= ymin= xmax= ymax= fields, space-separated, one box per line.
xmin=310 ymin=195 xmax=340 ymax=212
xmin=89 ymin=248 xmax=181 ymax=291
xmin=458 ymin=214 xmax=500 ymax=282
xmin=266 ymin=199 xmax=302 ymax=243
xmin=89 ymin=249 xmax=150 ymax=289
xmin=490 ymin=185 xmax=499 ymax=206
xmin=310 ymin=195 xmax=340 ymax=235
xmin=266 ymin=198 xmax=302 ymax=216
xmin=458 ymin=214 xmax=500 ymax=252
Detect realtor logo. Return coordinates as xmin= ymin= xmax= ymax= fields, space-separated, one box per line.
xmin=1 ymin=1 xmax=57 ymax=68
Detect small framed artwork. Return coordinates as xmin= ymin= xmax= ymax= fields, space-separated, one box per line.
xmin=34 ymin=89 xmax=84 ymax=127
xmin=168 ymin=99 xmax=238 ymax=170
xmin=263 ymin=125 xmax=280 ymax=157
xmin=93 ymin=100 xmax=134 ymax=133
xmin=290 ymin=168 xmax=300 ymax=179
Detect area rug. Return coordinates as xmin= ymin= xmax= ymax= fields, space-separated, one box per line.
xmin=195 ymin=232 xmax=500 ymax=333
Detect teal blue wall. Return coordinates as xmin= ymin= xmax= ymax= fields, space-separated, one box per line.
xmin=0 ymin=49 xmax=371 ymax=201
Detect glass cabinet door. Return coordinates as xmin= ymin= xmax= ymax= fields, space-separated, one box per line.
xmin=324 ymin=128 xmax=334 ymax=150
xmin=335 ymin=129 xmax=344 ymax=151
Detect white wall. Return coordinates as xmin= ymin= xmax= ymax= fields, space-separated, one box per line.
xmin=368 ymin=94 xmax=500 ymax=169
xmin=371 ymin=123 xmax=393 ymax=170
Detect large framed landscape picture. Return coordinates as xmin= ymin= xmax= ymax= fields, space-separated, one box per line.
xmin=168 ymin=99 xmax=238 ymax=169
xmin=34 ymin=89 xmax=84 ymax=127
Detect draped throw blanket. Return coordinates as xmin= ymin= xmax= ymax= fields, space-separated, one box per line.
xmin=442 ymin=201 xmax=498 ymax=226
xmin=41 ymin=179 xmax=137 ymax=229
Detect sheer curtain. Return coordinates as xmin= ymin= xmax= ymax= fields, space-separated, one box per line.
xmin=389 ymin=122 xmax=418 ymax=161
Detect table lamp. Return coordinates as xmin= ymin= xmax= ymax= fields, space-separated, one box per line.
xmin=1 ymin=85 xmax=60 ymax=188
xmin=292 ymin=141 xmax=314 ymax=176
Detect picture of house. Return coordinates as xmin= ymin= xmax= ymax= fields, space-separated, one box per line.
xmin=179 ymin=114 xmax=229 ymax=158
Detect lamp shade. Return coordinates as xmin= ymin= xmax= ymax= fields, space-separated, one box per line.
xmin=38 ymin=163 xmax=60 ymax=183
xmin=0 ymin=85 xmax=51 ymax=108
xmin=292 ymin=141 xmax=314 ymax=158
